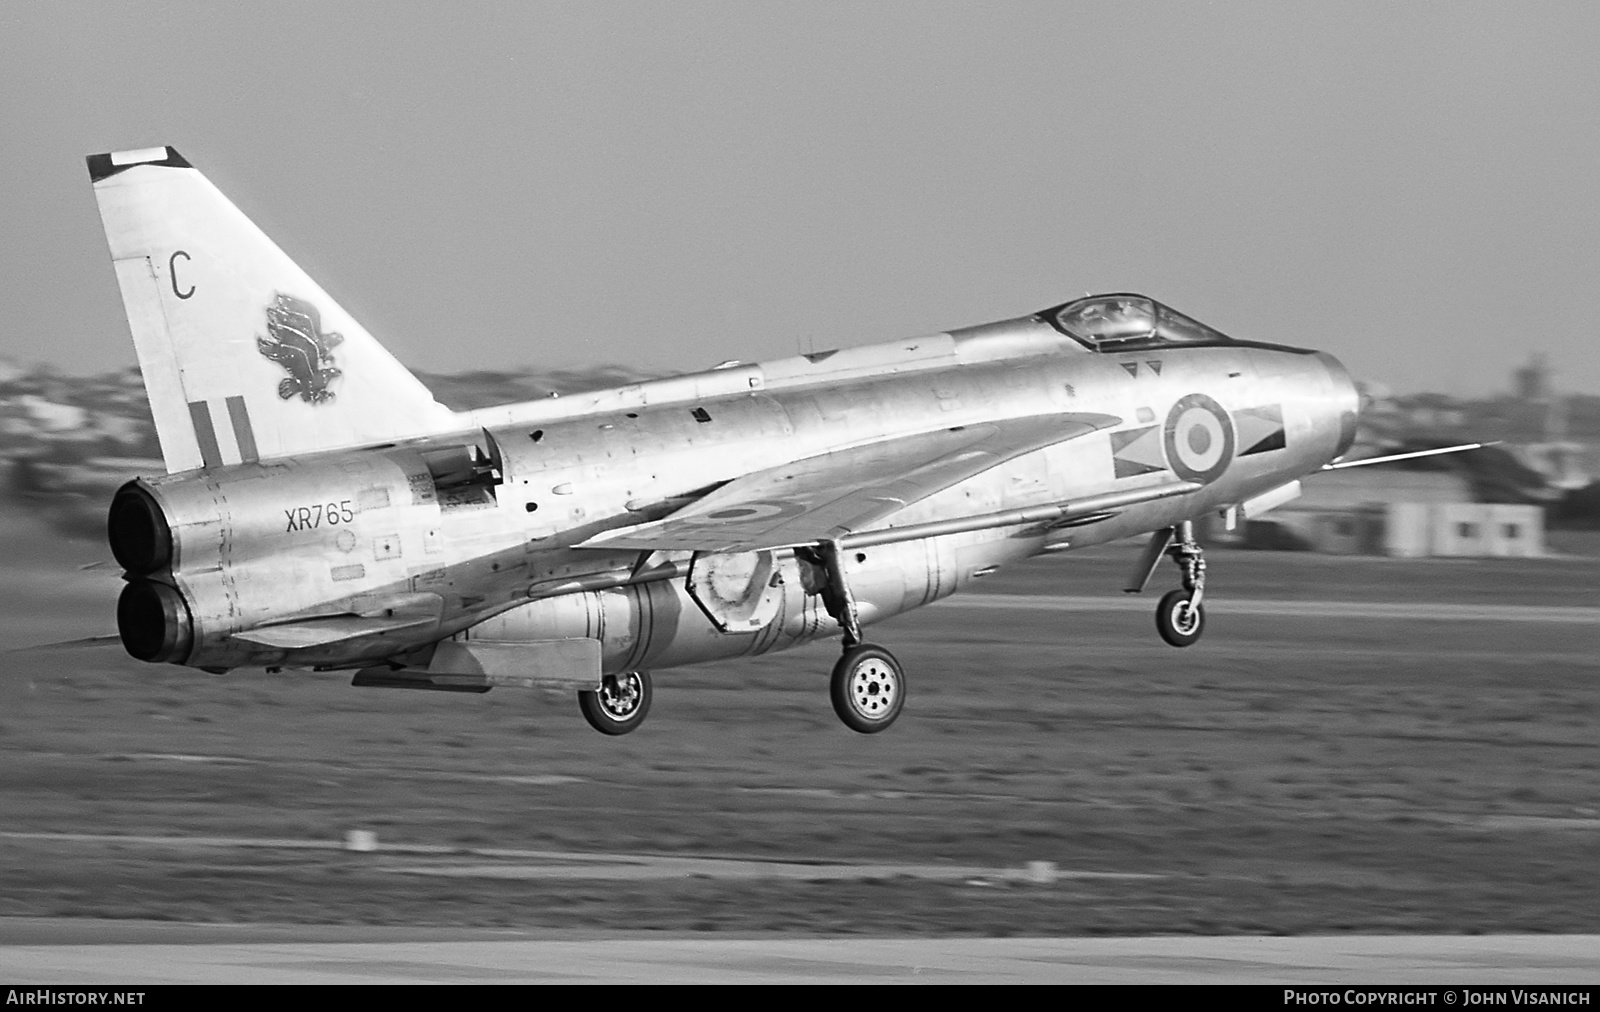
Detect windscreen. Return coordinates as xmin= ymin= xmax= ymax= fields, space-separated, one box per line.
xmin=1047 ymin=295 xmax=1232 ymax=351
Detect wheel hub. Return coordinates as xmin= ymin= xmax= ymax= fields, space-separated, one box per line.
xmin=1171 ymin=601 xmax=1199 ymax=634
xmin=849 ymin=659 xmax=898 ymax=717
xmin=598 ymin=674 xmax=642 ymax=719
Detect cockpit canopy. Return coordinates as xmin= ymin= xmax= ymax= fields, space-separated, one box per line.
xmin=1042 ymin=294 xmax=1234 ymax=352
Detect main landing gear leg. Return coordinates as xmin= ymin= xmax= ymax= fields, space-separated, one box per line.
xmin=1155 ymin=521 xmax=1207 ymax=648
xmin=817 ymin=540 xmax=863 ymax=649
xmin=810 ymin=540 xmax=905 ymax=734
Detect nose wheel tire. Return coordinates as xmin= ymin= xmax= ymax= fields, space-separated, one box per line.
xmin=578 ymin=670 xmax=652 ymax=735
xmin=830 ymin=643 xmax=905 ymax=734
xmin=1155 ymin=589 xmax=1205 ymax=648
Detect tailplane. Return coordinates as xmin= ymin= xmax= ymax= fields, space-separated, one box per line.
xmin=88 ymin=146 xmax=458 ymax=473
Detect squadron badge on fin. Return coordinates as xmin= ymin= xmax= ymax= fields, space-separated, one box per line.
xmin=257 ymin=293 xmax=343 ymax=403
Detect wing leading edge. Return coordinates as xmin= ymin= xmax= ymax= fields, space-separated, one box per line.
xmin=580 ymin=413 xmax=1132 ymax=554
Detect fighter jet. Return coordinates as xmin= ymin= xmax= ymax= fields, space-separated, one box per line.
xmin=88 ymin=145 xmax=1367 ymax=736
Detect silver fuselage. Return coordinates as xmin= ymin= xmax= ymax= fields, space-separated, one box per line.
xmin=121 ymin=311 xmax=1358 ymax=674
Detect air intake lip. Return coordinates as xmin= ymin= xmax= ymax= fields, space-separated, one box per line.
xmin=108 ymin=481 xmax=172 ymax=574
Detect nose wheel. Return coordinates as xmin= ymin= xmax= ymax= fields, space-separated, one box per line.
xmin=1126 ymin=521 xmax=1209 ymax=648
xmin=578 ymin=670 xmax=652 ymax=735
xmin=1156 ymin=521 xmax=1207 ymax=647
xmin=1155 ymin=588 xmax=1205 ymax=647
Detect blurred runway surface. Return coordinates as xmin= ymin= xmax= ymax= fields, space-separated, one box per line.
xmin=1 ymin=522 xmax=1596 ymax=943
xmin=939 ymin=594 xmax=1600 ymax=623
xmin=3 ymin=923 xmax=1598 ymax=983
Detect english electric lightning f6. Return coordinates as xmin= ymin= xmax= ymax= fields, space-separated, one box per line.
xmin=89 ymin=145 xmax=1366 ymax=736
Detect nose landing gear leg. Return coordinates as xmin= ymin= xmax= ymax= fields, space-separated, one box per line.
xmin=1155 ymin=521 xmax=1206 ymax=648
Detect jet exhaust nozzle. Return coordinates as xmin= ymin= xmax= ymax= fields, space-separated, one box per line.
xmin=116 ymin=579 xmax=193 ymax=663
xmin=108 ymin=481 xmax=173 ymax=574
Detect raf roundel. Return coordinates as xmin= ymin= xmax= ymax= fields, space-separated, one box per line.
xmin=1163 ymin=393 xmax=1235 ymax=484
xmin=678 ymin=500 xmax=807 ymax=526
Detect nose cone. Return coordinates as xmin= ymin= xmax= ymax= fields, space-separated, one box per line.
xmin=1314 ymin=351 xmax=1361 ymax=460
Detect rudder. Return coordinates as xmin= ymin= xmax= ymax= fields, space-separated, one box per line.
xmin=88 ymin=146 xmax=459 ymax=473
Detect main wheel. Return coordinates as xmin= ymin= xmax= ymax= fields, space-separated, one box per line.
xmin=830 ymin=643 xmax=905 ymax=734
xmin=578 ymin=670 xmax=652 ymax=735
xmin=1155 ymin=589 xmax=1205 ymax=648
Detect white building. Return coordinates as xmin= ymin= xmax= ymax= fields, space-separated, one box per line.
xmin=1239 ymin=465 xmax=1543 ymax=557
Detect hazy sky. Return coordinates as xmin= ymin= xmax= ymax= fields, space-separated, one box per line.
xmin=3 ymin=2 xmax=1597 ymax=396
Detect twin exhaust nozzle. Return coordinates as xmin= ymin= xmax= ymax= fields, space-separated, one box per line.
xmin=108 ymin=481 xmax=192 ymax=663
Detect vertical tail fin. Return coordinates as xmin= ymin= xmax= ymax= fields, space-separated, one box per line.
xmin=88 ymin=146 xmax=459 ymax=473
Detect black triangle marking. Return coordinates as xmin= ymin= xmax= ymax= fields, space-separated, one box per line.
xmin=1121 ymin=362 xmax=1139 ymax=378
xmin=1240 ymin=430 xmax=1288 ymax=456
xmin=1114 ymin=458 xmax=1164 ymax=478
xmin=1146 ymin=360 xmax=1162 ymax=375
